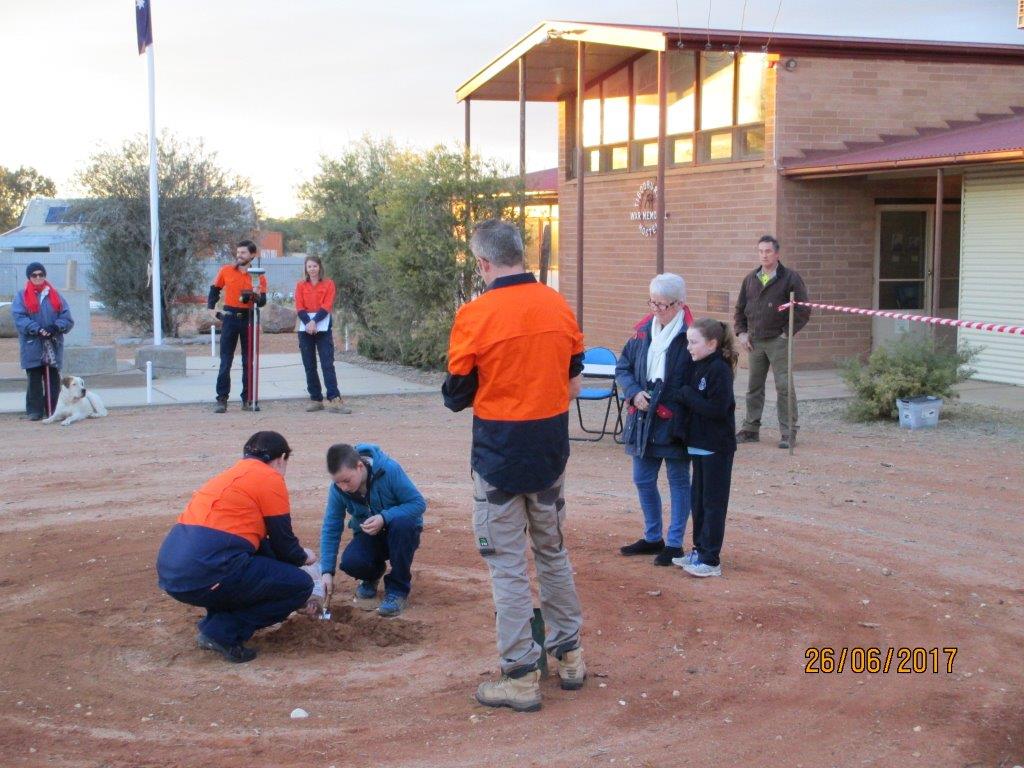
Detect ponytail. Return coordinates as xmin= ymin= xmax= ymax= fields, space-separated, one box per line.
xmin=692 ymin=318 xmax=739 ymax=373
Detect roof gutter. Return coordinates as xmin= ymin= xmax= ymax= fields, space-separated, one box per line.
xmin=782 ymin=150 xmax=1024 ymax=179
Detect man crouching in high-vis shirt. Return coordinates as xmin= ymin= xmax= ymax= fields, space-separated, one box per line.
xmin=443 ymin=219 xmax=587 ymax=712
xmin=156 ymin=431 xmax=316 ymax=663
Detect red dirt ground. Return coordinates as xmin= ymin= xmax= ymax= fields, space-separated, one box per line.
xmin=0 ymin=395 xmax=1022 ymax=768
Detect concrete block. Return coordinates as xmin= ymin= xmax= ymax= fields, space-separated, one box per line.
xmin=64 ymin=346 xmax=117 ymax=376
xmin=62 ymin=289 xmax=92 ymax=347
xmin=0 ymin=304 xmax=15 ymax=338
xmin=135 ymin=345 xmax=187 ymax=378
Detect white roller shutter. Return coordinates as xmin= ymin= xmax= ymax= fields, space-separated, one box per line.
xmin=959 ymin=171 xmax=1024 ymax=386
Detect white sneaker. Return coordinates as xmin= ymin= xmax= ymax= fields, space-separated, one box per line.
xmin=682 ymin=561 xmax=722 ymax=578
xmin=671 ymin=551 xmax=699 ymax=568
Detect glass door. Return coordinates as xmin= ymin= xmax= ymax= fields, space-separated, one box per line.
xmin=878 ymin=210 xmax=929 ymax=311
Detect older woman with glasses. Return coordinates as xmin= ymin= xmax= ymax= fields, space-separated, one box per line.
xmin=11 ymin=262 xmax=74 ymax=421
xmin=615 ymin=273 xmax=694 ymax=566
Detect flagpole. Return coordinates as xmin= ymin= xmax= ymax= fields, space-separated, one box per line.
xmin=146 ymin=41 xmax=162 ymax=345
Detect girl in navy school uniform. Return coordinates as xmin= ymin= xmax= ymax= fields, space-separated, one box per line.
xmin=671 ymin=318 xmax=739 ymax=577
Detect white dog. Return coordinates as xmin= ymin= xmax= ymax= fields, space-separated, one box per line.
xmin=43 ymin=376 xmax=108 ymax=426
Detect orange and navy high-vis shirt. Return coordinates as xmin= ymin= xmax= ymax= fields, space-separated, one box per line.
xmin=210 ymin=265 xmax=268 ymax=310
xmin=294 ymin=278 xmax=336 ymax=325
xmin=443 ymin=273 xmax=584 ymax=493
xmin=156 ymin=458 xmax=306 ymax=592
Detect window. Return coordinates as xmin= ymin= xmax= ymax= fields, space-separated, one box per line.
xmin=45 ymin=206 xmax=69 ymax=224
xmin=700 ymin=52 xmax=734 ymax=130
xmin=569 ymin=48 xmax=766 ymax=177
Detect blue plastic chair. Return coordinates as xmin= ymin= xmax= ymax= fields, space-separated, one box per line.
xmin=570 ymin=347 xmax=623 ymax=442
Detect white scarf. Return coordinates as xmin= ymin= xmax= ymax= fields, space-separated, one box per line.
xmin=645 ymin=310 xmax=684 ymax=384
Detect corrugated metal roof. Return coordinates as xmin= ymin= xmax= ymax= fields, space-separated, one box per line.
xmin=0 ymin=225 xmax=82 ymax=249
xmin=782 ymin=110 xmax=1024 ymax=177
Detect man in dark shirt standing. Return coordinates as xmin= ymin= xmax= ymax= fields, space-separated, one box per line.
xmin=733 ymin=235 xmax=811 ymax=449
xmin=443 ymin=219 xmax=586 ymax=712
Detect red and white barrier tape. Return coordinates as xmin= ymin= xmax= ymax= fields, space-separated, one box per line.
xmin=777 ymin=301 xmax=1024 ymax=337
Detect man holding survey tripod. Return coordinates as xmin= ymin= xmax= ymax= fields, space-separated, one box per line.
xmin=209 ymin=240 xmax=267 ymax=413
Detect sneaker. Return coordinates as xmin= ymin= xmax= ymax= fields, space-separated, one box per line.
xmin=682 ymin=561 xmax=722 ymax=578
xmin=736 ymin=430 xmax=759 ymax=443
xmin=26 ymin=413 xmax=44 ymax=422
xmin=326 ymin=397 xmax=352 ymax=414
xmin=241 ymin=401 xmax=261 ymax=412
xmin=305 ymin=400 xmax=325 ymax=412
xmin=213 ymin=400 xmax=227 ymax=414
xmin=653 ymin=546 xmax=683 ymax=566
xmin=779 ymin=434 xmax=796 ymax=449
xmin=196 ymin=632 xmax=257 ymax=663
xmin=671 ymin=550 xmax=700 ymax=568
xmin=355 ymin=579 xmax=379 ymax=601
xmin=377 ymin=592 xmax=407 ymax=618
xmin=554 ymin=646 xmax=586 ymax=691
xmin=475 ymin=669 xmax=542 ymax=712
xmin=619 ymin=538 xmax=665 ymax=556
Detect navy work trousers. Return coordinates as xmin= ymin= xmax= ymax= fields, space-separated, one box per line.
xmin=216 ymin=313 xmax=253 ymax=403
xmin=167 ymin=554 xmax=313 ymax=647
xmin=298 ymin=330 xmax=340 ymax=401
xmin=340 ymin=515 xmax=421 ymax=596
xmin=689 ymin=451 xmax=734 ymax=567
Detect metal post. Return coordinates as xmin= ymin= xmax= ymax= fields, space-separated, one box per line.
xmin=146 ymin=43 xmax=162 ymax=345
xmin=787 ymin=291 xmax=796 ymax=456
xmin=464 ymin=99 xmax=471 ymax=158
xmin=518 ymin=56 xmax=527 ymax=232
xmin=146 ymin=360 xmax=153 ymax=405
xmin=656 ymin=49 xmax=668 ymax=274
xmin=210 ymin=324 xmax=216 ymax=357
xmin=931 ymin=168 xmax=944 ymax=317
xmin=575 ymin=41 xmax=586 ymax=326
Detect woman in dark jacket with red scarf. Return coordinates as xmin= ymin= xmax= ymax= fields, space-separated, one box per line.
xmin=11 ymin=262 xmax=74 ymax=420
xmin=614 ymin=273 xmax=694 ymax=566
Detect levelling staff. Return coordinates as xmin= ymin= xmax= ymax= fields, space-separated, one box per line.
xmin=156 ymin=431 xmax=315 ymax=663
xmin=209 ymin=239 xmax=267 ymax=413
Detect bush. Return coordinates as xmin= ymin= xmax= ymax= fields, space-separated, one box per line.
xmin=840 ymin=335 xmax=978 ymax=421
xmin=301 ymin=137 xmax=514 ymax=369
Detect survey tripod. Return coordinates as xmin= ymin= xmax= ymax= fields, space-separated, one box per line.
xmin=246 ymin=265 xmax=266 ymax=413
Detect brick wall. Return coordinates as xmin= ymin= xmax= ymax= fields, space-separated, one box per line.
xmin=553 ymin=52 xmax=1024 ymax=368
xmin=774 ymin=56 xmax=1024 ymax=159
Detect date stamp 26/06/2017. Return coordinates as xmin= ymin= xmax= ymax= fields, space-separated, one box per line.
xmin=804 ymin=646 xmax=958 ymax=674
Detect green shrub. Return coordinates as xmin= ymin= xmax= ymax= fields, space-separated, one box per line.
xmin=840 ymin=335 xmax=978 ymax=421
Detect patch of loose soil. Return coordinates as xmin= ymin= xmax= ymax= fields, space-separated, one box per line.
xmin=0 ymin=394 xmax=1021 ymax=768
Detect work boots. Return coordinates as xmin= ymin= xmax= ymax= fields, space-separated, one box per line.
xmin=475 ymin=668 xmax=542 ymax=712
xmin=555 ymin=646 xmax=587 ymax=690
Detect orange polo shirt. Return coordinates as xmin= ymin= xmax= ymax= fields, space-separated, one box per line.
xmin=213 ymin=264 xmax=268 ymax=308
xmin=294 ymin=278 xmax=336 ymax=315
xmin=177 ymin=458 xmax=289 ymax=549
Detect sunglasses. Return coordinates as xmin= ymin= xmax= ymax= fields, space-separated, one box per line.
xmin=30 ymin=272 xmax=45 ymax=278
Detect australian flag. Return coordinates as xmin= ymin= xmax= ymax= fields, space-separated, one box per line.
xmin=136 ymin=0 xmax=153 ymax=54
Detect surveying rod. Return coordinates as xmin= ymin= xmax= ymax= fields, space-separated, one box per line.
xmin=247 ymin=266 xmax=266 ymax=412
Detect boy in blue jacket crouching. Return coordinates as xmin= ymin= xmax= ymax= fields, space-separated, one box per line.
xmin=319 ymin=444 xmax=426 ymax=617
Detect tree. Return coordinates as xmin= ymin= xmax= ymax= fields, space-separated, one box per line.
xmin=300 ymin=137 xmax=514 ymax=369
xmin=0 ymin=165 xmax=57 ymax=232
xmin=75 ymin=136 xmax=256 ymax=336
xmin=262 ymin=215 xmax=317 ymax=254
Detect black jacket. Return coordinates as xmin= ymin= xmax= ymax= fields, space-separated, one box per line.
xmin=678 ymin=352 xmax=736 ymax=454
xmin=733 ymin=262 xmax=810 ymax=340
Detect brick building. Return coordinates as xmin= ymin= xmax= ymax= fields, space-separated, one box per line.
xmin=457 ymin=22 xmax=1024 ymax=380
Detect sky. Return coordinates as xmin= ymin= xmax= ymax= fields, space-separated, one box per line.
xmin=2 ymin=1 xmax=1022 ymax=218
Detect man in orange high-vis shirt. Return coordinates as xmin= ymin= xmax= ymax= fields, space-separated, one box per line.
xmin=443 ymin=219 xmax=587 ymax=712
xmin=156 ymin=431 xmax=315 ymax=663
xmin=208 ymin=240 xmax=268 ymax=413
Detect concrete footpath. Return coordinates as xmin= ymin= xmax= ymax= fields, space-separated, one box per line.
xmin=0 ymin=353 xmax=435 ymax=413
xmin=1 ymin=354 xmax=1018 ymax=414
xmin=734 ymin=367 xmax=1024 ymax=411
